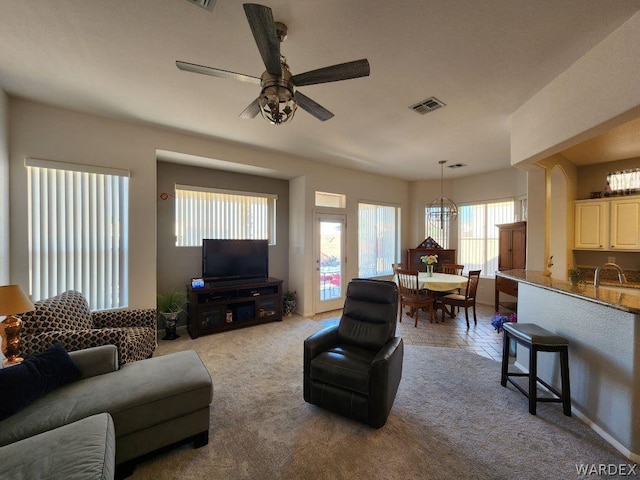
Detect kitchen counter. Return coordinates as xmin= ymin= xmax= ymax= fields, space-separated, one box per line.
xmin=498 ymin=269 xmax=640 ymax=461
xmin=497 ymin=269 xmax=640 ymax=314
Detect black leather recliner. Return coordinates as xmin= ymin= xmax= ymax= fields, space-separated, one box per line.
xmin=303 ymin=278 xmax=404 ymax=428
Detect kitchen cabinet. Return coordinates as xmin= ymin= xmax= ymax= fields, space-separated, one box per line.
xmin=574 ymin=198 xmax=640 ymax=251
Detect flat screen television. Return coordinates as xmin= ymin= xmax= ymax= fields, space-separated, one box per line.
xmin=202 ymin=239 xmax=269 ymax=283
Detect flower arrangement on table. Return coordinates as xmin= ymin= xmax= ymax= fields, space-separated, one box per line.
xmin=491 ymin=312 xmax=517 ymax=333
xmin=420 ymin=254 xmax=438 ymax=265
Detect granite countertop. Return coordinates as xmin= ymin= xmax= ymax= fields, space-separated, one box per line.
xmin=497 ymin=269 xmax=640 ymax=314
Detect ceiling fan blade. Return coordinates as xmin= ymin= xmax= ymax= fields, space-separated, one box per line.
xmin=176 ymin=61 xmax=261 ymax=85
xmin=292 ymin=59 xmax=370 ymax=87
xmin=243 ymin=3 xmax=282 ymax=77
xmin=240 ymin=98 xmax=262 ymax=119
xmin=294 ymin=91 xmax=334 ymax=121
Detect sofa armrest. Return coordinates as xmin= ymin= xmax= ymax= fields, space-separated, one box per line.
xmin=91 ymin=308 xmax=157 ymax=329
xmin=20 ymin=329 xmax=129 ymax=358
xmin=69 ymin=345 xmax=119 ymax=379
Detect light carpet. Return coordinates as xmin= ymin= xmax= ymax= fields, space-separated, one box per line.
xmin=131 ymin=316 xmax=632 ymax=479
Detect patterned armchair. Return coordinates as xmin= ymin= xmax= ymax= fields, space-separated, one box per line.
xmin=19 ymin=290 xmax=157 ymax=365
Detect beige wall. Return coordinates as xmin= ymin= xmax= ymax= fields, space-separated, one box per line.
xmin=511 ymin=12 xmax=640 ymax=166
xmin=512 ymin=13 xmax=640 ymax=274
xmin=156 ymin=161 xmax=290 ymax=295
xmin=410 ymin=167 xmax=528 ymax=305
xmin=0 ymin=89 xmax=8 ymax=285
xmin=576 ymin=157 xmax=640 ymax=199
xmin=7 ymin=98 xmax=411 ymax=312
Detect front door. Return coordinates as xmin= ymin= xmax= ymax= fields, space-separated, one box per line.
xmin=314 ymin=213 xmax=346 ymax=313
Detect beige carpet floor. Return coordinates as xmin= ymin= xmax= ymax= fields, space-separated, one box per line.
xmin=131 ymin=316 xmax=633 ymax=479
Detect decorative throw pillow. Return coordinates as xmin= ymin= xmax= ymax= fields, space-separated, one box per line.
xmin=0 ymin=342 xmax=81 ymax=421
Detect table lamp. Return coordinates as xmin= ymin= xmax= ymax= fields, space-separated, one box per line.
xmin=0 ymin=285 xmax=35 ymax=366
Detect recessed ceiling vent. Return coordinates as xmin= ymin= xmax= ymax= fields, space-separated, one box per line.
xmin=184 ymin=0 xmax=217 ymax=11
xmin=410 ymin=97 xmax=446 ymax=115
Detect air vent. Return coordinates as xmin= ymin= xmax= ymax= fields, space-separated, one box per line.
xmin=410 ymin=97 xmax=446 ymax=115
xmin=447 ymin=163 xmax=466 ymax=169
xmin=184 ymin=0 xmax=217 ymax=11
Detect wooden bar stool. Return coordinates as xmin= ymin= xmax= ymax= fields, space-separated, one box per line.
xmin=501 ymin=322 xmax=571 ymax=416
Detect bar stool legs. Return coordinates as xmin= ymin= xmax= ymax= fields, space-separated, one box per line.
xmin=501 ymin=323 xmax=571 ymax=416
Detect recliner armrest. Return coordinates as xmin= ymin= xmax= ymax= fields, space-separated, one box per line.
xmin=372 ymin=336 xmax=403 ymax=365
xmin=69 ymin=345 xmax=119 ymax=379
xmin=303 ymin=325 xmax=339 ymax=401
xmin=304 ymin=325 xmax=339 ymax=359
xmin=369 ymin=336 xmax=404 ymax=428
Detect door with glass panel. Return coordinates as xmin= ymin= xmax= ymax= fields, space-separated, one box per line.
xmin=314 ymin=213 xmax=346 ymax=313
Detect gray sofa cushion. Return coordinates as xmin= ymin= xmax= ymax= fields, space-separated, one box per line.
xmin=0 ymin=350 xmax=212 ymax=447
xmin=0 ymin=413 xmax=115 ymax=480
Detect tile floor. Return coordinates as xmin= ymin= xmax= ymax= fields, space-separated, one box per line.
xmin=312 ymin=302 xmax=508 ymax=361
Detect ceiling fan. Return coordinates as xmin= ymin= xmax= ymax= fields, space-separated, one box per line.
xmin=176 ymin=3 xmax=370 ymax=125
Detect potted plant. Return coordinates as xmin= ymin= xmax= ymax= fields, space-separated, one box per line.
xmin=157 ymin=290 xmax=187 ymax=340
xmin=283 ymin=290 xmax=297 ymax=316
xmin=568 ymin=268 xmax=583 ymax=286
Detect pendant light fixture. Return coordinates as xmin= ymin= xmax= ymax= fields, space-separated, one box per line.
xmin=426 ymin=160 xmax=458 ymax=243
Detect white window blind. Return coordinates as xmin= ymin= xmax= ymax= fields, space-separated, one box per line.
xmin=607 ymin=169 xmax=640 ymax=193
xmin=26 ymin=159 xmax=129 ymax=309
xmin=175 ymin=185 xmax=277 ymax=246
xmin=358 ymin=203 xmax=400 ymax=277
xmin=424 ymin=212 xmax=451 ymax=248
xmin=458 ymin=200 xmax=514 ymax=277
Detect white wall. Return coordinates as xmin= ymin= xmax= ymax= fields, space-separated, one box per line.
xmin=0 ymin=89 xmax=8 ymax=285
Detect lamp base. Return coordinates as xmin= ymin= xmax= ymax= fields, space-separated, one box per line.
xmin=0 ymin=315 xmax=23 ymax=366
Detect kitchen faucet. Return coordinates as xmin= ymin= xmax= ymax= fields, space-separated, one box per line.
xmin=593 ymin=263 xmax=627 ymax=288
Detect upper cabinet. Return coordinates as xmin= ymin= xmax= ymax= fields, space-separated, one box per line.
xmin=574 ymin=198 xmax=640 ymax=251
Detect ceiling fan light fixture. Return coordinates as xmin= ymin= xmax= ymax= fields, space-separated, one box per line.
xmin=258 ymin=62 xmax=297 ymax=125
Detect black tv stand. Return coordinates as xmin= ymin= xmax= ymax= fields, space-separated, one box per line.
xmin=187 ymin=277 xmax=283 ymax=338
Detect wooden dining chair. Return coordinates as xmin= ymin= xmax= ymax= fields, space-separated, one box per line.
xmin=441 ymin=264 xmax=464 ymax=275
xmin=440 ymin=263 xmax=465 ymax=312
xmin=396 ymin=269 xmax=435 ymax=326
xmin=439 ymin=270 xmax=481 ymax=327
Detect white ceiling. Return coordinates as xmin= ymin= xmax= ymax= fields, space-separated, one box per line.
xmin=0 ymin=1 xmax=638 ymax=180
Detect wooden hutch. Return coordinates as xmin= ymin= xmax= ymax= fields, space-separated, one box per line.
xmin=406 ymin=237 xmax=456 ymax=273
xmin=495 ymin=221 xmax=526 ymax=312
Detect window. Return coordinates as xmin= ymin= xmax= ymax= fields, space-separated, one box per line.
xmin=424 ymin=213 xmax=452 ymax=248
xmin=315 ymin=191 xmax=346 ymax=208
xmin=607 ymin=169 xmax=640 ymax=194
xmin=175 ymin=185 xmax=277 ymax=246
xmin=358 ymin=203 xmax=400 ymax=277
xmin=26 ymin=158 xmax=129 ymax=309
xmin=457 ymin=200 xmax=514 ymax=277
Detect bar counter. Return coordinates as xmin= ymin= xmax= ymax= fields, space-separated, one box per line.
xmin=497 ymin=269 xmax=640 ymax=314
xmin=496 ymin=269 xmax=640 ymax=461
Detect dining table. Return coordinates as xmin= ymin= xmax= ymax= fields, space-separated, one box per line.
xmin=416 ymin=272 xmax=468 ymax=292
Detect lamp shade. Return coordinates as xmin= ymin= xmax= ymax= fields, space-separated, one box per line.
xmin=0 ymin=285 xmax=35 ymax=316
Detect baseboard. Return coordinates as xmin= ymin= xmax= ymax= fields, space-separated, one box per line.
xmin=508 ymin=360 xmax=639 ymax=462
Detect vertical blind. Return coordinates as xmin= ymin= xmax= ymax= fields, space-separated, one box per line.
xmin=26 ymin=159 xmax=129 ymax=309
xmin=175 ymin=185 xmax=277 ymax=246
xmin=424 ymin=212 xmax=451 ymax=248
xmin=458 ymin=200 xmax=514 ymax=276
xmin=358 ymin=203 xmax=399 ymax=277
xmin=607 ymin=168 xmax=640 ymax=193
